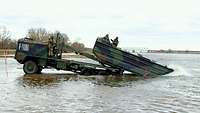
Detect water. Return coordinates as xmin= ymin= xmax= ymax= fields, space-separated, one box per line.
xmin=0 ymin=53 xmax=200 ymax=113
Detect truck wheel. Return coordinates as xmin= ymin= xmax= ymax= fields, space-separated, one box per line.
xmin=119 ymin=70 xmax=124 ymax=75
xmin=23 ymin=61 xmax=38 ymax=74
xmin=114 ymin=69 xmax=124 ymax=75
xmin=80 ymin=69 xmax=92 ymax=75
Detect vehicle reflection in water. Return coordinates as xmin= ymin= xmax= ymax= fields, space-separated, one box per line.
xmin=18 ymin=73 xmax=159 ymax=87
xmin=18 ymin=73 xmax=77 ymax=87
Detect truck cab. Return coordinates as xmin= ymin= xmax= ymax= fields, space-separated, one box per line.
xmin=15 ymin=38 xmax=49 ymax=74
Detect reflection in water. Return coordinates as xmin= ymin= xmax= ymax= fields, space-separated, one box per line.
xmin=18 ymin=73 xmax=159 ymax=87
xmin=19 ymin=73 xmax=77 ymax=87
xmin=91 ymin=74 xmax=158 ymax=87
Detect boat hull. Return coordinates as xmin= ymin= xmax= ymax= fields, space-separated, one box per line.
xmin=93 ymin=37 xmax=174 ymax=76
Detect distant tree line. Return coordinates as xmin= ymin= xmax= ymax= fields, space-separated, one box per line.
xmin=0 ymin=26 xmax=17 ymax=49
xmin=0 ymin=26 xmax=86 ymax=52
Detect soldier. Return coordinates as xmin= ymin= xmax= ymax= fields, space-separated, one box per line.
xmin=103 ymin=34 xmax=111 ymax=44
xmin=48 ymin=36 xmax=54 ymax=57
xmin=111 ymin=37 xmax=119 ymax=47
xmin=105 ymin=34 xmax=109 ymax=38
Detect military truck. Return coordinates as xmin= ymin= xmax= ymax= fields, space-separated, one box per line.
xmin=14 ymin=33 xmax=173 ymax=76
xmin=14 ymin=34 xmax=122 ymax=75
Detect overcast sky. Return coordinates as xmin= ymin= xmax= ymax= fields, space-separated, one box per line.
xmin=0 ymin=0 xmax=200 ymax=50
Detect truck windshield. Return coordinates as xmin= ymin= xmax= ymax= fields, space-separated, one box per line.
xmin=19 ymin=43 xmax=29 ymax=51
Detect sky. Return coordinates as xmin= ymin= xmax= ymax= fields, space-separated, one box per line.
xmin=0 ymin=0 xmax=200 ymax=50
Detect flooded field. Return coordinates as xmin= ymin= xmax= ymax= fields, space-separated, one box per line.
xmin=0 ymin=53 xmax=200 ymax=113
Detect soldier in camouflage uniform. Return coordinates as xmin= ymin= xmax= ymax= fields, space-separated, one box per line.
xmin=103 ymin=34 xmax=111 ymax=45
xmin=48 ymin=36 xmax=55 ymax=57
xmin=111 ymin=37 xmax=119 ymax=47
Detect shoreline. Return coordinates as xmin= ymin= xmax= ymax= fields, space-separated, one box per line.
xmin=1 ymin=51 xmax=200 ymax=58
xmin=146 ymin=52 xmax=200 ymax=54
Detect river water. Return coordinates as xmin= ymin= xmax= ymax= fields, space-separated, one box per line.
xmin=0 ymin=53 xmax=200 ymax=113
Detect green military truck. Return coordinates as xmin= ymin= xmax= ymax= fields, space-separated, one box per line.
xmin=14 ymin=34 xmax=121 ymax=75
xmin=15 ymin=34 xmax=173 ymax=76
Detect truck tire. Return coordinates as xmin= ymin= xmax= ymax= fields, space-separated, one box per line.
xmin=80 ymin=68 xmax=92 ymax=75
xmin=23 ymin=60 xmax=38 ymax=74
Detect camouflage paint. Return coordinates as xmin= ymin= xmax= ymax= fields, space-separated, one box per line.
xmin=93 ymin=37 xmax=174 ymax=76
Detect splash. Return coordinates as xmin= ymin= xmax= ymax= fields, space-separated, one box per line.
xmin=164 ymin=64 xmax=192 ymax=77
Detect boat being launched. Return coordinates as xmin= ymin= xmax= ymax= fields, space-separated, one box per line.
xmin=93 ymin=37 xmax=174 ymax=76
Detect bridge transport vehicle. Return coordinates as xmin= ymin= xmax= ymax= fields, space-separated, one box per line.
xmin=14 ymin=33 xmax=173 ymax=76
